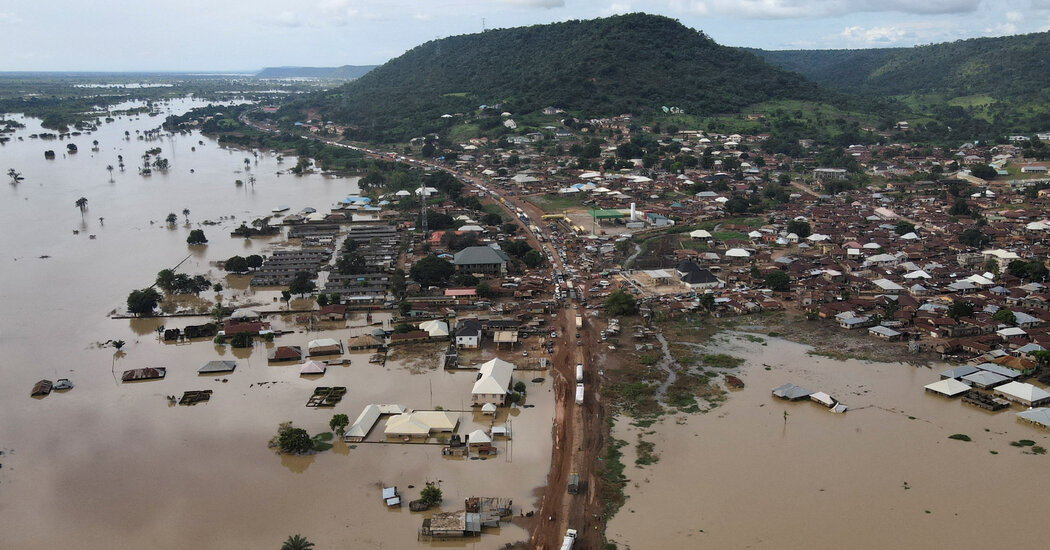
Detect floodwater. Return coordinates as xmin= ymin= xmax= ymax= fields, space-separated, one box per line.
xmin=607 ymin=332 xmax=1050 ymax=548
xmin=0 ymin=100 xmax=554 ymax=548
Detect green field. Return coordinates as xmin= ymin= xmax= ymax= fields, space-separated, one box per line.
xmin=526 ymin=193 xmax=587 ymax=213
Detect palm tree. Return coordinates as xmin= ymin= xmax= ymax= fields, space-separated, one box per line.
xmin=106 ymin=164 xmax=114 ymax=182
xmin=280 ymin=534 xmax=314 ymax=550
xmin=183 ymin=208 xmax=190 ymax=222
xmin=75 ymin=197 xmax=88 ymax=216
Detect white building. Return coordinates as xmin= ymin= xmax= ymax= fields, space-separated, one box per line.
xmin=471 ymin=358 xmax=515 ymax=406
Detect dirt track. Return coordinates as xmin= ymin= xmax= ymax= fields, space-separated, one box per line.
xmin=529 ymin=306 xmax=606 ymax=549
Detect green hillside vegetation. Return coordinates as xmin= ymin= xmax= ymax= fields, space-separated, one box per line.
xmin=751 ymin=31 xmax=1050 ymax=98
xmin=286 ymin=13 xmax=835 ymax=142
xmin=751 ymin=32 xmax=1050 ymax=138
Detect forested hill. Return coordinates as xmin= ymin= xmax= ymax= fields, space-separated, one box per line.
xmin=750 ymin=30 xmax=1050 ymax=98
xmin=292 ymin=13 xmax=829 ymax=142
xmin=256 ymin=65 xmax=377 ymax=79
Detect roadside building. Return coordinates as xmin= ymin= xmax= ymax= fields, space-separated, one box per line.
xmin=471 ymin=358 xmax=515 ymax=406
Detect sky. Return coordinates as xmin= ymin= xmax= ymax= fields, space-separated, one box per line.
xmin=2 ymin=0 xmax=1050 ymax=71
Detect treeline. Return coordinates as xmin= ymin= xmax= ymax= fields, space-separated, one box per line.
xmin=285 ymin=13 xmax=830 ymax=142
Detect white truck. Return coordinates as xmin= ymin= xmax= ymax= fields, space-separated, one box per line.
xmin=560 ymin=528 xmax=578 ymax=550
xmin=575 ymin=363 xmax=584 ymax=382
xmin=575 ymin=383 xmax=585 ymax=405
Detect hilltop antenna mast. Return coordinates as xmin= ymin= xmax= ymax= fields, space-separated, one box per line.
xmin=482 ymin=18 xmax=486 ymax=32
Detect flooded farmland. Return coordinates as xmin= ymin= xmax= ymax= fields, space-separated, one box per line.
xmin=607 ymin=332 xmax=1050 ymax=549
xmin=0 ymin=101 xmax=554 ymax=548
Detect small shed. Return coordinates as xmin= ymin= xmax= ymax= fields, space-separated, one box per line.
xmin=481 ymin=403 xmax=498 ymax=415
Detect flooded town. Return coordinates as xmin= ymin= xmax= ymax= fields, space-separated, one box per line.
xmin=4 ymin=6 xmax=1050 ymax=550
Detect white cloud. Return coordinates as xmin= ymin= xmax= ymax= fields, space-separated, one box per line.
xmin=1006 ymin=10 xmax=1024 ymax=22
xmin=0 ymin=11 xmax=22 ymax=24
xmin=266 ymin=11 xmax=303 ymax=28
xmin=668 ymin=0 xmax=982 ymax=19
xmin=497 ymin=0 xmax=566 ymax=8
xmin=837 ymin=21 xmax=964 ymax=46
xmin=985 ymin=22 xmax=1018 ymax=35
xmin=1033 ymin=0 xmax=1050 ymax=10
xmin=412 ymin=13 xmax=431 ymax=21
xmin=602 ymin=2 xmax=633 ymax=15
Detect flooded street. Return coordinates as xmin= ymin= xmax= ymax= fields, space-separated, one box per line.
xmin=607 ymin=332 xmax=1050 ymax=548
xmin=0 ymin=102 xmax=553 ymax=548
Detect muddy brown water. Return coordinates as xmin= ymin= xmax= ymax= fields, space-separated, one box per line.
xmin=607 ymin=332 xmax=1050 ymax=549
xmin=0 ymin=102 xmax=554 ymax=548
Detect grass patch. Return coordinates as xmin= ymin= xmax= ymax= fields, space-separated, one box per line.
xmin=525 ymin=193 xmax=586 ymax=213
xmin=635 ymin=439 xmax=659 ymax=466
xmin=1010 ymin=439 xmax=1036 ymax=447
xmin=597 ymin=433 xmax=628 ymax=517
xmin=710 ymin=231 xmax=748 ymax=241
xmin=702 ymin=353 xmax=744 ymax=369
xmin=481 ymin=203 xmax=506 ymax=218
xmin=638 ymin=353 xmax=660 ymax=366
xmin=948 ymin=433 xmax=972 ymax=442
xmin=1032 ymin=446 xmax=1047 ymax=455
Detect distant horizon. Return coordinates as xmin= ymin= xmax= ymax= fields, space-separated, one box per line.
xmin=2 ymin=2 xmax=1049 ymax=72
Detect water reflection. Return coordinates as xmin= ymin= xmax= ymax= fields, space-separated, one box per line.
xmin=280 ymin=453 xmax=315 ymax=473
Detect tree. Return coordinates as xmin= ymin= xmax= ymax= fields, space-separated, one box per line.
xmin=895 ymin=221 xmax=916 ymax=235
xmin=419 ymin=484 xmax=443 ymax=507
xmin=281 ymin=535 xmax=315 ymax=550
xmin=224 ymin=255 xmax=249 ymax=273
xmin=230 ymin=331 xmax=253 ymax=348
xmin=156 ymin=269 xmax=177 ymax=293
xmin=949 ymin=198 xmax=971 ymax=216
xmin=127 ymin=288 xmax=161 ymax=316
xmin=75 ymin=197 xmax=88 ymax=215
xmin=166 ymin=212 xmax=178 ymax=225
xmin=288 ymin=272 xmax=316 ymax=296
xmin=398 ymin=300 xmax=411 ymax=316
xmin=947 ymin=300 xmax=974 ymax=320
xmin=970 ymin=164 xmax=997 ymax=180
xmin=763 ymin=270 xmax=791 ymax=292
xmin=329 ymin=414 xmax=349 ymax=434
xmin=513 ymin=381 xmax=527 ymax=393
xmin=389 ymin=268 xmax=406 ymax=297
xmin=475 ymin=281 xmax=493 ymax=298
xmin=281 ymin=290 xmax=292 ymax=309
xmin=410 ymin=255 xmax=454 ymax=286
xmin=604 ymin=290 xmax=638 ymax=315
xmin=992 ymin=309 xmax=1016 ymax=326
xmin=246 ymin=254 xmax=264 ymax=270
xmin=786 ymin=219 xmax=811 ymax=239
xmin=958 ymin=228 xmax=989 ymax=248
xmin=724 ymin=196 xmax=749 ymax=214
xmin=523 ymin=249 xmax=545 ymax=268
xmin=277 ymin=425 xmax=313 ymax=455
xmin=316 ymin=293 xmax=329 ymax=307
xmin=112 ymin=339 xmax=125 ymax=351
xmin=187 ymin=229 xmax=208 ymax=245
xmin=337 ymin=252 xmax=366 ymax=275
xmin=481 ymin=213 xmax=503 ymax=226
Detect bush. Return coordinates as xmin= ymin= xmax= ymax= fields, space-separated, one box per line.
xmin=948 ymin=433 xmax=972 ymax=442
xmin=604 ymin=290 xmax=638 ymax=315
xmin=420 ymin=484 xmax=442 ymax=507
xmin=230 ymin=331 xmax=253 ymax=348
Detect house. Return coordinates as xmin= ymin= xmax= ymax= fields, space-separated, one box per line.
xmin=471 ymin=358 xmax=515 ymax=406
xmin=455 ymin=318 xmax=482 ymax=349
xmin=869 ymin=326 xmax=902 ymax=340
xmin=268 ymin=345 xmax=303 ymax=362
xmin=453 ymin=246 xmax=509 ymax=275
xmin=419 ymin=319 xmax=450 ymax=339
xmin=347 ymin=334 xmax=384 ymax=350
xmin=318 ymin=304 xmax=348 ymax=321
xmin=308 ymin=338 xmax=343 ymax=356
xmin=384 ymin=410 xmax=459 ymax=438
xmin=994 ymin=381 xmax=1050 ymax=407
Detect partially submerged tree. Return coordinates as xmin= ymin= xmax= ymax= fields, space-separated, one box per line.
xmin=127 ymin=288 xmax=161 ymax=316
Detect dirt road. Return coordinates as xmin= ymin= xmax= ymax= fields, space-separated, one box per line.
xmin=530 ymin=306 xmax=606 ymax=549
